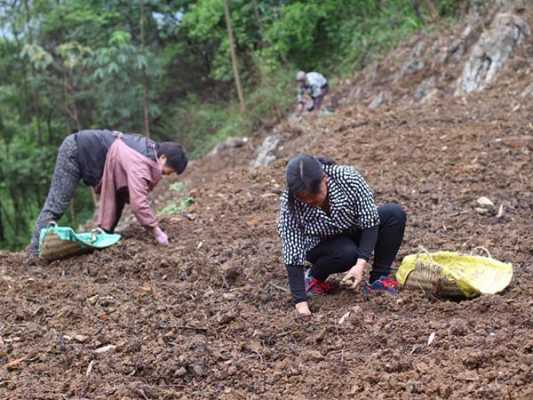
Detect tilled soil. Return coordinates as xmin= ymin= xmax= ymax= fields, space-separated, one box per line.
xmin=1 ymin=27 xmax=533 ymax=400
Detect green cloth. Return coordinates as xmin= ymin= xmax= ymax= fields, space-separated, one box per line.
xmin=39 ymin=224 xmax=121 ymax=258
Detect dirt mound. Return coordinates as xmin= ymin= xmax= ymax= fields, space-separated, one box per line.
xmin=1 ymin=9 xmax=533 ymax=400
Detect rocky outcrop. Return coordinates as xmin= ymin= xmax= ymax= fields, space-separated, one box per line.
xmin=467 ymin=0 xmax=528 ymax=17
xmin=250 ymin=135 xmax=281 ymax=168
xmin=397 ymin=41 xmax=426 ymax=80
xmin=455 ymin=13 xmax=530 ymax=95
xmin=414 ymin=76 xmax=438 ymax=103
xmin=368 ymin=91 xmax=388 ymax=110
xmin=441 ymin=26 xmax=480 ymax=65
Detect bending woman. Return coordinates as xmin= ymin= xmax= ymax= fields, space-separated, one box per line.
xmin=28 ymin=130 xmax=188 ymax=256
xmin=277 ymin=154 xmax=406 ymax=316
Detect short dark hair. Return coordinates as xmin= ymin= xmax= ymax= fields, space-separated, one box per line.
xmin=157 ymin=142 xmax=188 ymax=174
xmin=286 ymin=154 xmax=323 ymax=197
xmin=286 ymin=154 xmax=335 ymax=211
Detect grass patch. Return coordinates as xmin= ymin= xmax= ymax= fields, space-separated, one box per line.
xmin=159 ymin=196 xmax=194 ymax=215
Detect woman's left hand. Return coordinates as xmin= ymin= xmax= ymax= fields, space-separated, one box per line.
xmin=342 ymin=259 xmax=368 ymax=289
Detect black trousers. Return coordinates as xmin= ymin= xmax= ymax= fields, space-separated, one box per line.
xmin=306 ymin=204 xmax=406 ymax=283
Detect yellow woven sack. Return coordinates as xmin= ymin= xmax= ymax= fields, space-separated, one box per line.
xmin=396 ymin=250 xmax=513 ymax=298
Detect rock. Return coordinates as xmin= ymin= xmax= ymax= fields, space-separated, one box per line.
xmin=72 ymin=334 xmax=89 ymax=343
xmin=476 ymin=196 xmax=494 ymax=208
xmin=414 ymin=76 xmax=437 ymax=102
xmin=444 ymin=26 xmax=479 ymax=64
xmin=368 ymin=92 xmax=386 ymax=110
xmin=174 ymin=367 xmax=187 ymax=377
xmin=398 ymin=41 xmax=426 ymax=79
xmin=250 ymin=135 xmax=281 ymax=168
xmin=469 ymin=0 xmax=528 ymax=17
xmin=475 ymin=196 xmax=496 ymax=215
xmin=456 ymin=13 xmax=530 ymax=95
xmin=94 ymin=344 xmax=116 ymax=354
xmin=209 ymin=137 xmax=249 ymax=156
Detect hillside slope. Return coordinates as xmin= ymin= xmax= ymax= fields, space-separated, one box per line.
xmin=1 ymin=6 xmax=532 ymax=400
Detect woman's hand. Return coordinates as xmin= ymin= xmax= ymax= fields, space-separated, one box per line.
xmin=153 ymin=226 xmax=169 ymax=246
xmin=295 ymin=301 xmax=312 ymax=316
xmin=342 ymin=259 xmax=368 ymax=289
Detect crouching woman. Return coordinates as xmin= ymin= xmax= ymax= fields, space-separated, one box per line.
xmin=277 ymin=154 xmax=406 ymax=316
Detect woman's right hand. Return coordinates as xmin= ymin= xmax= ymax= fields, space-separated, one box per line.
xmin=153 ymin=226 xmax=169 ymax=246
xmin=295 ymin=301 xmax=312 ymax=316
xmin=342 ymin=259 xmax=367 ymax=289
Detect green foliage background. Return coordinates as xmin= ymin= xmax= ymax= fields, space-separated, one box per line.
xmin=0 ymin=0 xmax=461 ymax=249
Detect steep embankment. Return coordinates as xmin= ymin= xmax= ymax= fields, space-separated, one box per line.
xmin=1 ymin=6 xmax=532 ymax=400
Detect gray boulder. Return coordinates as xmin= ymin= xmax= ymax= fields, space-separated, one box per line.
xmin=397 ymin=41 xmax=426 ymax=80
xmin=414 ymin=76 xmax=438 ymax=103
xmin=455 ymin=13 xmax=529 ymax=95
xmin=250 ymin=135 xmax=281 ymax=168
xmin=368 ymin=92 xmax=387 ymax=110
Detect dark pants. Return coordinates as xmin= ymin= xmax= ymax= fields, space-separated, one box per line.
xmin=308 ymin=84 xmax=329 ymax=112
xmin=306 ymin=204 xmax=406 ymax=283
xmin=29 ymin=135 xmax=81 ymax=255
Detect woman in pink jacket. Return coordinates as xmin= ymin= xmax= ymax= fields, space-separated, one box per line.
xmin=29 ymin=130 xmax=188 ymax=256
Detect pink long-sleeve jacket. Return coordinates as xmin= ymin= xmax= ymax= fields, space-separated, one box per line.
xmin=96 ymin=138 xmax=162 ymax=231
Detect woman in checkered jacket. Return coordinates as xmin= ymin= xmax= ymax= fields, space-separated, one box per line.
xmin=278 ymin=154 xmax=406 ymax=316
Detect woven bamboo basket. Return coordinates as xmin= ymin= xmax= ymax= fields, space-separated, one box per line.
xmin=396 ymin=249 xmax=513 ymax=299
xmin=38 ymin=223 xmax=120 ymax=261
xmin=39 ymin=231 xmax=92 ymax=261
xmin=403 ymin=258 xmax=465 ymax=298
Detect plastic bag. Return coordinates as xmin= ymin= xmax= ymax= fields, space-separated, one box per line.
xmin=39 ymin=223 xmax=121 ymax=261
xmin=395 ymin=250 xmax=513 ymax=298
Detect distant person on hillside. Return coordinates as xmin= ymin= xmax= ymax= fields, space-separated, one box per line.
xmin=296 ymin=70 xmax=329 ymax=115
xmin=28 ymin=130 xmax=188 ymax=256
xmin=278 ymin=154 xmax=406 ymax=316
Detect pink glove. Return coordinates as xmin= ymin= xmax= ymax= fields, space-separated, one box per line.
xmin=153 ymin=226 xmax=169 ymax=246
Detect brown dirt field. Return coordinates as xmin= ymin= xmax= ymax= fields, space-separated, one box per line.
xmin=1 ymin=11 xmax=533 ymax=400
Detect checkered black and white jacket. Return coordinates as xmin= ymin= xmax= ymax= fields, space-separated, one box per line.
xmin=277 ymin=163 xmax=379 ymax=266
